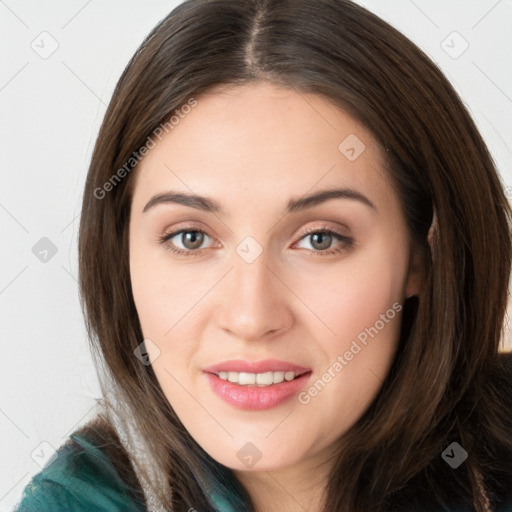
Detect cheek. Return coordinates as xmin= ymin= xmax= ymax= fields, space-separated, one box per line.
xmin=130 ymin=238 xmax=200 ymax=337
xmin=293 ymin=238 xmax=407 ymax=398
xmin=300 ymin=241 xmax=407 ymax=412
xmin=129 ymin=242 xmax=213 ymax=385
xmin=294 ymin=240 xmax=407 ymax=346
xmin=130 ymin=258 xmax=167 ymax=338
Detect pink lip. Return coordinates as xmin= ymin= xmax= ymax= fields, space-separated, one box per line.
xmin=205 ymin=373 xmax=312 ymax=410
xmin=203 ymin=358 xmax=311 ymax=375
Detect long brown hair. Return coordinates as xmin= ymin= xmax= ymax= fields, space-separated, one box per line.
xmin=78 ymin=0 xmax=512 ymax=510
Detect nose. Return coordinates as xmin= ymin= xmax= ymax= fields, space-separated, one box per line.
xmin=215 ymin=249 xmax=294 ymax=342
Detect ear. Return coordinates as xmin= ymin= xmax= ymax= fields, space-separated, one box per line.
xmin=427 ymin=207 xmax=437 ymax=258
xmin=405 ymin=209 xmax=437 ymax=299
xmin=404 ymin=244 xmax=422 ymax=299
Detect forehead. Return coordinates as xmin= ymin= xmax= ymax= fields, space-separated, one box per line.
xmin=132 ymin=82 xmax=393 ymax=213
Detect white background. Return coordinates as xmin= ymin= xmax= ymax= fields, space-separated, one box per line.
xmin=1 ymin=1 xmax=511 ymax=510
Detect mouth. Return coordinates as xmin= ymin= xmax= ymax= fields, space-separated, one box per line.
xmin=203 ymin=358 xmax=311 ymax=375
xmin=212 ymin=369 xmax=309 ymax=387
xmin=203 ymin=359 xmax=312 ymax=410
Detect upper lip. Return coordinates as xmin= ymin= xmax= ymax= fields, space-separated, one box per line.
xmin=203 ymin=359 xmax=311 ymax=375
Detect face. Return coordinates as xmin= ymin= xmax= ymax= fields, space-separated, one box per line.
xmin=129 ymin=82 xmax=420 ymax=475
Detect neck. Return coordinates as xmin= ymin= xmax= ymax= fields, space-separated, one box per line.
xmin=233 ymin=449 xmax=332 ymax=512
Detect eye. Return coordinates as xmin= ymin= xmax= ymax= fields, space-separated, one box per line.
xmin=158 ymin=229 xmax=215 ymax=257
xmin=294 ymin=226 xmax=354 ymax=256
xmin=158 ymin=225 xmax=354 ymax=257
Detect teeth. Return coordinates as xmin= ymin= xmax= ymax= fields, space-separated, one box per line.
xmin=217 ymin=371 xmax=298 ymax=386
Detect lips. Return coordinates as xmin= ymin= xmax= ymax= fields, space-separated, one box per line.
xmin=205 ymin=372 xmax=312 ymax=410
xmin=203 ymin=358 xmax=312 ymax=410
xmin=203 ymin=358 xmax=311 ymax=375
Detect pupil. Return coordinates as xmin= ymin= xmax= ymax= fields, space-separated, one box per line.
xmin=183 ymin=231 xmax=203 ymax=249
xmin=312 ymin=232 xmax=331 ymax=250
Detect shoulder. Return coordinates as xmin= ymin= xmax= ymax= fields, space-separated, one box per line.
xmin=14 ymin=414 xmax=147 ymax=512
xmin=385 ymin=352 xmax=512 ymax=511
xmin=458 ymin=351 xmax=512 ymax=509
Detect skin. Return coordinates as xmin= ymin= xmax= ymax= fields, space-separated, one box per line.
xmin=129 ymin=81 xmax=422 ymax=511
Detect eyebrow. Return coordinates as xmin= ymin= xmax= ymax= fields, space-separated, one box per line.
xmin=142 ymin=187 xmax=377 ymax=215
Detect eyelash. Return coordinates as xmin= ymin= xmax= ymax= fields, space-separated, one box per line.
xmin=157 ymin=225 xmax=354 ymax=258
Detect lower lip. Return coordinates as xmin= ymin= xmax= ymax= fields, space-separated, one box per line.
xmin=204 ymin=372 xmax=312 ymax=410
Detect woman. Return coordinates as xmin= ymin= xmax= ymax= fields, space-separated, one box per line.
xmin=14 ymin=0 xmax=512 ymax=511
